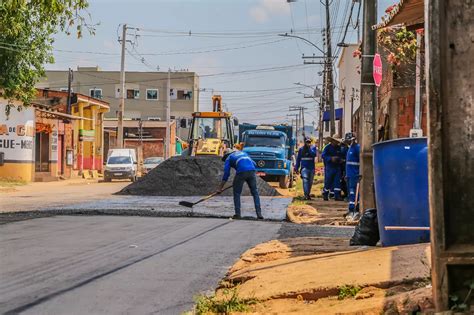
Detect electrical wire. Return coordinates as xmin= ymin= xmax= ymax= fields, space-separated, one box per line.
xmin=137 ymin=38 xmax=289 ymax=56
xmin=303 ymin=0 xmax=313 ymax=43
xmin=43 ymin=63 xmax=315 ymax=90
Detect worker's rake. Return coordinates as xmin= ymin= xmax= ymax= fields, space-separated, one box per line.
xmin=179 ymin=185 xmax=233 ymax=208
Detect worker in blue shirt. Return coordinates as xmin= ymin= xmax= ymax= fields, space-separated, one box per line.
xmin=339 ymin=143 xmax=348 ymax=198
xmin=294 ymin=137 xmax=318 ymax=200
xmin=344 ymin=132 xmax=361 ymax=219
xmin=321 ymin=134 xmax=344 ymax=201
xmin=218 ymin=148 xmax=263 ymax=220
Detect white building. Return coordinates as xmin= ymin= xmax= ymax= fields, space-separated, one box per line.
xmin=337 ymin=44 xmax=361 ymax=136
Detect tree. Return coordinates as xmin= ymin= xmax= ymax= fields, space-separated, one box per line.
xmin=0 ymin=0 xmax=94 ymax=115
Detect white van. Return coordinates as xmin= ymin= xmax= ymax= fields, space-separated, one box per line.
xmin=104 ymin=149 xmax=138 ymax=182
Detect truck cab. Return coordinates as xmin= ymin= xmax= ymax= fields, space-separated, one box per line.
xmin=240 ymin=124 xmax=295 ymax=188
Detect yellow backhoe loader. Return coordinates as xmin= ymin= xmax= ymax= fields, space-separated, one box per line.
xmin=185 ymin=95 xmax=237 ymax=157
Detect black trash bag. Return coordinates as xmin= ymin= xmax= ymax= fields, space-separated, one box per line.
xmin=350 ymin=208 xmax=380 ymax=246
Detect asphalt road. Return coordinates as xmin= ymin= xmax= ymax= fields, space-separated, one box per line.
xmin=0 ymin=216 xmax=281 ymax=315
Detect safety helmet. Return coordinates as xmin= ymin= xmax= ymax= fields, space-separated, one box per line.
xmin=222 ymin=148 xmax=235 ymax=162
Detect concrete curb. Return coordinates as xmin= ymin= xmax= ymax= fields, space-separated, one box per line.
xmin=0 ymin=209 xmax=286 ymax=223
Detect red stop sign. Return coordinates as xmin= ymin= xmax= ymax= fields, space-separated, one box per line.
xmin=373 ymin=53 xmax=383 ymax=87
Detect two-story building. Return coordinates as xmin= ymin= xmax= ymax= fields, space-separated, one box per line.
xmin=37 ymin=67 xmax=199 ymax=139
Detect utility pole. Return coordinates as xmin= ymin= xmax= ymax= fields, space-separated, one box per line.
xmin=325 ymin=0 xmax=336 ymax=136
xmin=301 ymin=107 xmax=305 ymax=137
xmin=117 ymin=24 xmax=127 ymax=149
xmin=290 ymin=106 xmax=308 ymax=141
xmin=350 ymin=87 xmax=355 ymax=132
xmin=66 ymin=68 xmax=73 ymax=115
xmin=165 ymin=69 xmax=171 ymax=159
xmin=359 ymin=0 xmax=377 ymax=212
xmin=427 ymin=0 xmax=474 ymax=311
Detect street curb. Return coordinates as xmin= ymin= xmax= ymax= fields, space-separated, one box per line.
xmin=0 ymin=209 xmax=285 ymax=224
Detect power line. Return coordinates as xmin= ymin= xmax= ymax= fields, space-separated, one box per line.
xmin=43 ymin=64 xmax=315 ymax=90
xmin=137 ymin=38 xmax=290 ymax=56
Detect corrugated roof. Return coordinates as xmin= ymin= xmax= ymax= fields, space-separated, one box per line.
xmin=373 ymin=0 xmax=424 ymax=30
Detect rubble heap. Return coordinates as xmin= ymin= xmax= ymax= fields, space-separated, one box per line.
xmin=118 ymin=156 xmax=280 ymax=197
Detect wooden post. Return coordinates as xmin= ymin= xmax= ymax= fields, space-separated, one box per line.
xmin=426 ymin=0 xmax=474 ymax=311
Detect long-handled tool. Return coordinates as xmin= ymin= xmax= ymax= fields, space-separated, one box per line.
xmin=179 ymin=185 xmax=233 ymax=208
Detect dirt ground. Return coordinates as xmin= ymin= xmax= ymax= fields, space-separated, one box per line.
xmin=219 ymin=241 xmax=433 ymax=314
xmin=0 ymin=179 xmax=128 ymax=212
xmin=247 ymin=286 xmax=433 ymax=315
xmin=227 ymin=237 xmax=358 ymax=274
xmin=285 ymin=175 xmax=357 ymax=226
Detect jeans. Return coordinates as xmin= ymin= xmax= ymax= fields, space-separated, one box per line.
xmin=233 ymin=171 xmax=262 ymax=217
xmin=347 ymin=176 xmax=359 ymax=212
xmin=323 ymin=166 xmax=342 ymax=199
xmin=301 ymin=168 xmax=315 ymax=198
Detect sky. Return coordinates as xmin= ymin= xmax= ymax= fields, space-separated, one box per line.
xmin=48 ymin=0 xmax=393 ymax=126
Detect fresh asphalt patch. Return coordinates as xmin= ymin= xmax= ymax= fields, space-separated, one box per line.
xmin=5 ymin=196 xmax=292 ymax=222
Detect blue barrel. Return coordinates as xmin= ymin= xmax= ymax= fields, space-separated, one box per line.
xmin=373 ymin=137 xmax=430 ymax=246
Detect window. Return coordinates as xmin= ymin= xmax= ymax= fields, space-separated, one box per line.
xmin=127 ymin=89 xmax=140 ymax=99
xmin=107 ymin=156 xmax=131 ymax=164
xmin=245 ymin=136 xmax=285 ymax=148
xmin=191 ymin=117 xmax=229 ymax=140
xmin=89 ymin=88 xmax=102 ymax=99
xmin=170 ymin=88 xmax=192 ymax=100
xmin=59 ymin=87 xmax=73 ymax=92
xmin=177 ymin=90 xmax=192 ymax=100
xmin=146 ymin=89 xmax=159 ymax=100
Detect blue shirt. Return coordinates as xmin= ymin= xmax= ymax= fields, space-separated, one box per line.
xmin=345 ymin=143 xmax=360 ymax=177
xmin=294 ymin=145 xmax=317 ymax=171
xmin=321 ymin=143 xmax=343 ymax=168
xmin=222 ymin=151 xmax=256 ymax=182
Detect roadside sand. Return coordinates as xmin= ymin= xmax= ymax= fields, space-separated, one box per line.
xmin=218 ymin=240 xmax=432 ymax=314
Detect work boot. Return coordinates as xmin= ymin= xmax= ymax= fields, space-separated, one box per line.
xmin=335 ymin=196 xmax=344 ymax=202
xmin=232 ymin=214 xmax=241 ymax=220
xmin=323 ymin=194 xmax=329 ymax=201
xmin=257 ymin=214 xmax=264 ymax=220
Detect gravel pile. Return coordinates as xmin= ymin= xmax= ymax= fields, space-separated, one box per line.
xmin=118 ymin=156 xmax=280 ymax=197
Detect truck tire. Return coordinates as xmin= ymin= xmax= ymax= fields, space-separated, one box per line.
xmin=279 ymin=175 xmax=290 ymax=189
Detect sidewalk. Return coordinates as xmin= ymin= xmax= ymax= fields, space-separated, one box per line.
xmin=192 ymin=177 xmax=434 ymax=314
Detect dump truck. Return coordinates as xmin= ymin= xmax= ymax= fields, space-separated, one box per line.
xmin=183 ymin=95 xmax=238 ymax=156
xmin=239 ymin=123 xmax=295 ymax=188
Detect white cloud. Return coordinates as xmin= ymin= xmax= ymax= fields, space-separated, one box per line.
xmin=249 ymin=0 xmax=290 ymax=24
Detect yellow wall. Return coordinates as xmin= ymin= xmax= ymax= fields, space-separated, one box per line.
xmin=0 ymin=163 xmax=34 ymax=182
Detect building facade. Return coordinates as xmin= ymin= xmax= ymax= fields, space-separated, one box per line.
xmin=103 ymin=119 xmax=176 ymax=160
xmin=37 ymin=67 xmax=199 ymax=139
xmin=337 ymin=44 xmax=361 ymax=137
xmin=0 ymin=90 xmax=109 ymax=182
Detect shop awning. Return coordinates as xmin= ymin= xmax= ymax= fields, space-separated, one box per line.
xmin=35 ymin=108 xmax=92 ymax=121
xmin=373 ymin=0 xmax=424 ymax=30
xmin=322 ymin=108 xmax=343 ymax=121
